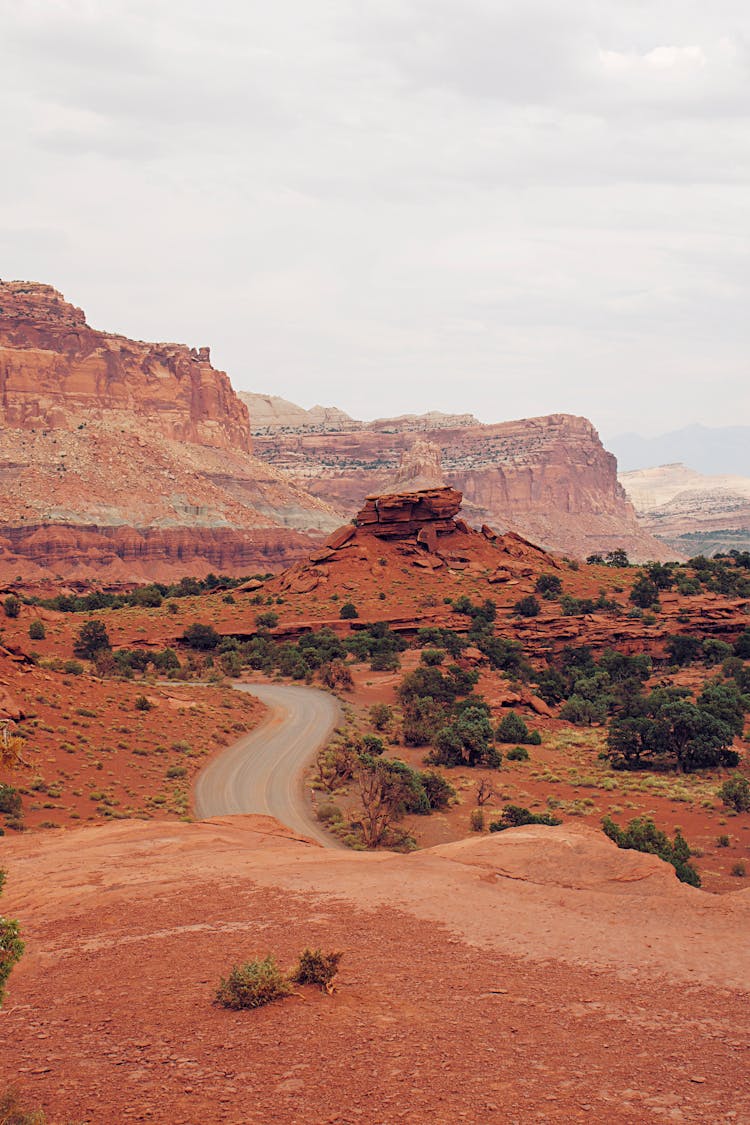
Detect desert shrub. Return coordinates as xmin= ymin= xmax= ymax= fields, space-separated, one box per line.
xmin=181 ymin=622 xmax=220 ymax=651
xmin=602 ymin=815 xmax=700 ymax=887
xmin=535 ymin=573 xmax=562 ymax=599
xmin=320 ymin=660 xmax=353 ymax=690
xmin=291 ymin=948 xmax=342 ymax=993
xmin=430 ymin=706 xmax=500 ymax=769
xmin=28 ymin=619 xmax=45 ymax=641
xmin=717 ymin=834 xmax=730 ymax=848
xmin=489 ymin=805 xmax=562 ymax=831
xmin=496 ymin=711 xmax=540 ymax=745
xmin=470 ymin=807 xmax=485 ymax=832
xmin=2 ymin=596 xmax=20 ymax=619
xmin=0 ymin=1088 xmax=47 ymax=1124
xmin=73 ymin=619 xmax=111 ymax=659
xmin=361 ymin=734 xmax=385 ymax=757
xmin=339 ymin=602 xmax=358 ymax=619
xmin=513 ymin=595 xmax=540 ymax=618
xmin=166 ymin=765 xmax=187 ymax=779
xmin=215 ymin=956 xmax=292 ymax=1010
xmin=134 ymin=695 xmax=153 ymax=712
xmin=629 ymin=575 xmax=660 ymax=610
xmin=419 ymin=769 xmax=456 ymax=809
xmin=369 ymin=703 xmax=393 ymax=731
xmin=731 ymin=861 xmax=746 ymax=878
xmin=316 ymin=801 xmax=344 ymax=824
xmin=0 ymin=787 xmax=22 ymax=818
xmin=0 ymin=870 xmax=24 ymax=1005
xmin=255 ymin=610 xmax=279 ymax=629
xmin=734 ymin=630 xmax=750 ymax=659
xmin=665 ymin=635 xmax=702 ymax=666
xmin=420 ymin=648 xmax=446 ymax=666
xmin=62 ymin=660 xmax=84 ymax=675
xmin=718 ymin=774 xmax=750 ymax=813
xmin=506 ymin=745 xmax=530 ymax=762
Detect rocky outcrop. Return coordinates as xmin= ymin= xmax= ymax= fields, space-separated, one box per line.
xmin=0 ymin=281 xmax=250 ymax=452
xmin=0 ymin=281 xmax=340 ymax=580
xmin=253 ymin=412 xmax=670 ymax=561
xmin=239 ymin=392 xmax=359 ymax=435
xmin=356 ymin=486 xmax=464 ymax=540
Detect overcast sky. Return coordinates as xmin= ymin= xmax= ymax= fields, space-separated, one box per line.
xmin=1 ymin=1 xmax=748 ymax=438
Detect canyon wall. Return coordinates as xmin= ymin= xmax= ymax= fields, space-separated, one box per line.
xmin=0 ymin=281 xmax=250 ymax=452
xmin=0 ymin=281 xmax=339 ymax=581
xmin=253 ymin=412 xmax=669 ymax=561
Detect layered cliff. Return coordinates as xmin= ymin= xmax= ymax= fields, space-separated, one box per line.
xmin=0 ymin=281 xmax=339 ymax=581
xmin=621 ymin=463 xmax=750 ymax=556
xmin=253 ymin=412 xmax=669 ymax=561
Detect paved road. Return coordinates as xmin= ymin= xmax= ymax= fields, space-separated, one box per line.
xmin=193 ymin=683 xmax=343 ymax=848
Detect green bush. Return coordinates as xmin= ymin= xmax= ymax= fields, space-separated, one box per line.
xmin=181 ymin=622 xmax=220 ymax=651
xmin=513 ymin=595 xmax=540 ymax=618
xmin=0 ymin=787 xmax=22 ymax=818
xmin=291 ymin=948 xmax=342 ymax=993
xmin=28 ymin=619 xmax=45 ymax=641
xmin=718 ymin=774 xmax=750 ymax=813
xmin=73 ymin=619 xmax=111 ymax=659
xmin=602 ymin=815 xmax=700 ymax=886
xmin=489 ymin=805 xmax=562 ymax=831
xmin=0 ymin=870 xmax=24 ymax=1005
xmin=255 ymin=611 xmax=279 ymax=629
xmin=2 ymin=595 xmax=20 ymax=619
xmin=339 ymin=602 xmax=359 ymax=619
xmin=535 ymin=574 xmax=562 ymax=599
xmin=134 ymin=695 xmax=153 ymax=712
xmin=215 ymin=955 xmax=292 ymax=1010
xmin=496 ymin=711 xmax=540 ymax=745
xmin=506 ymin=745 xmax=530 ymax=762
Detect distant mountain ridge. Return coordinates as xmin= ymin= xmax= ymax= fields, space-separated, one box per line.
xmin=609 ymin=425 xmax=750 ymax=476
xmin=620 ymin=462 xmax=750 ymax=556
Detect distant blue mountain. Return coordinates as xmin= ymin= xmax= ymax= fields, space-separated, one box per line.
xmin=607 ymin=424 xmax=750 ymax=476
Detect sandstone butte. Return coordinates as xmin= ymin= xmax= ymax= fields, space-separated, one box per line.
xmin=0 ymin=281 xmax=341 ymax=582
xmin=246 ymin=393 xmax=671 ymax=562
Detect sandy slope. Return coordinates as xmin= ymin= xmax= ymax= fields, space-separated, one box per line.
xmin=1 ymin=817 xmax=749 ymax=1124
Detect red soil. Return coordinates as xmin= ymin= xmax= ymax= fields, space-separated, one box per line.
xmin=1 ymin=817 xmax=749 ymax=1124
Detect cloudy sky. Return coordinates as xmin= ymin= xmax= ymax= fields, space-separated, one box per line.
xmin=1 ymin=1 xmax=748 ymax=438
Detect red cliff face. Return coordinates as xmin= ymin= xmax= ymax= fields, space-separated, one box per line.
xmin=253 ymin=413 xmax=671 ymax=561
xmin=0 ymin=281 xmax=251 ymax=452
xmin=0 ymin=281 xmax=340 ymax=581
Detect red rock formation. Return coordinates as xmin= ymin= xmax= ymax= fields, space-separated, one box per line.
xmin=0 ymin=281 xmax=250 ymax=452
xmin=252 ymin=413 xmax=671 ymax=561
xmin=0 ymin=281 xmax=340 ymax=580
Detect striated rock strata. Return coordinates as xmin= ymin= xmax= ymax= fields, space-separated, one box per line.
xmin=621 ymin=463 xmax=750 ymax=556
xmin=0 ymin=281 xmax=339 ymax=580
xmin=253 ymin=411 xmax=670 ymax=561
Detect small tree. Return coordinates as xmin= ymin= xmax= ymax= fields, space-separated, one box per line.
xmin=369 ymin=703 xmax=393 ymax=731
xmin=181 ymin=623 xmax=220 ymax=651
xmin=496 ymin=711 xmax=540 ymax=745
xmin=255 ymin=610 xmax=279 ymax=630
xmin=339 ymin=602 xmax=359 ymax=620
xmin=73 ymin=619 xmax=111 ymax=659
xmin=630 ymin=575 xmax=660 ymax=610
xmin=535 ymin=574 xmax=562 ymax=599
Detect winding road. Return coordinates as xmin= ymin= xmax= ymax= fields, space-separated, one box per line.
xmin=193 ymin=683 xmax=343 ymax=848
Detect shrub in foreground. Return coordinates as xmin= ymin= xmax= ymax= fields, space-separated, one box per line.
xmin=215 ymin=955 xmax=291 ymax=1010
xmin=291 ymin=948 xmax=342 ymax=994
xmin=0 ymin=870 xmax=24 ymax=1006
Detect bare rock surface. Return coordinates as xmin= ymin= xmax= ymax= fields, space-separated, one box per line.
xmin=1 ymin=817 xmax=749 ymax=1123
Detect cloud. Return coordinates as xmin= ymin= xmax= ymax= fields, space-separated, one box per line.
xmin=0 ymin=0 xmax=748 ymax=436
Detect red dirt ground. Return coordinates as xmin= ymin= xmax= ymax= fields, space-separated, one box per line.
xmin=1 ymin=817 xmax=749 ymax=1124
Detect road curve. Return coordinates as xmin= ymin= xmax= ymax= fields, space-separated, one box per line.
xmin=193 ymin=683 xmax=343 ymax=848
